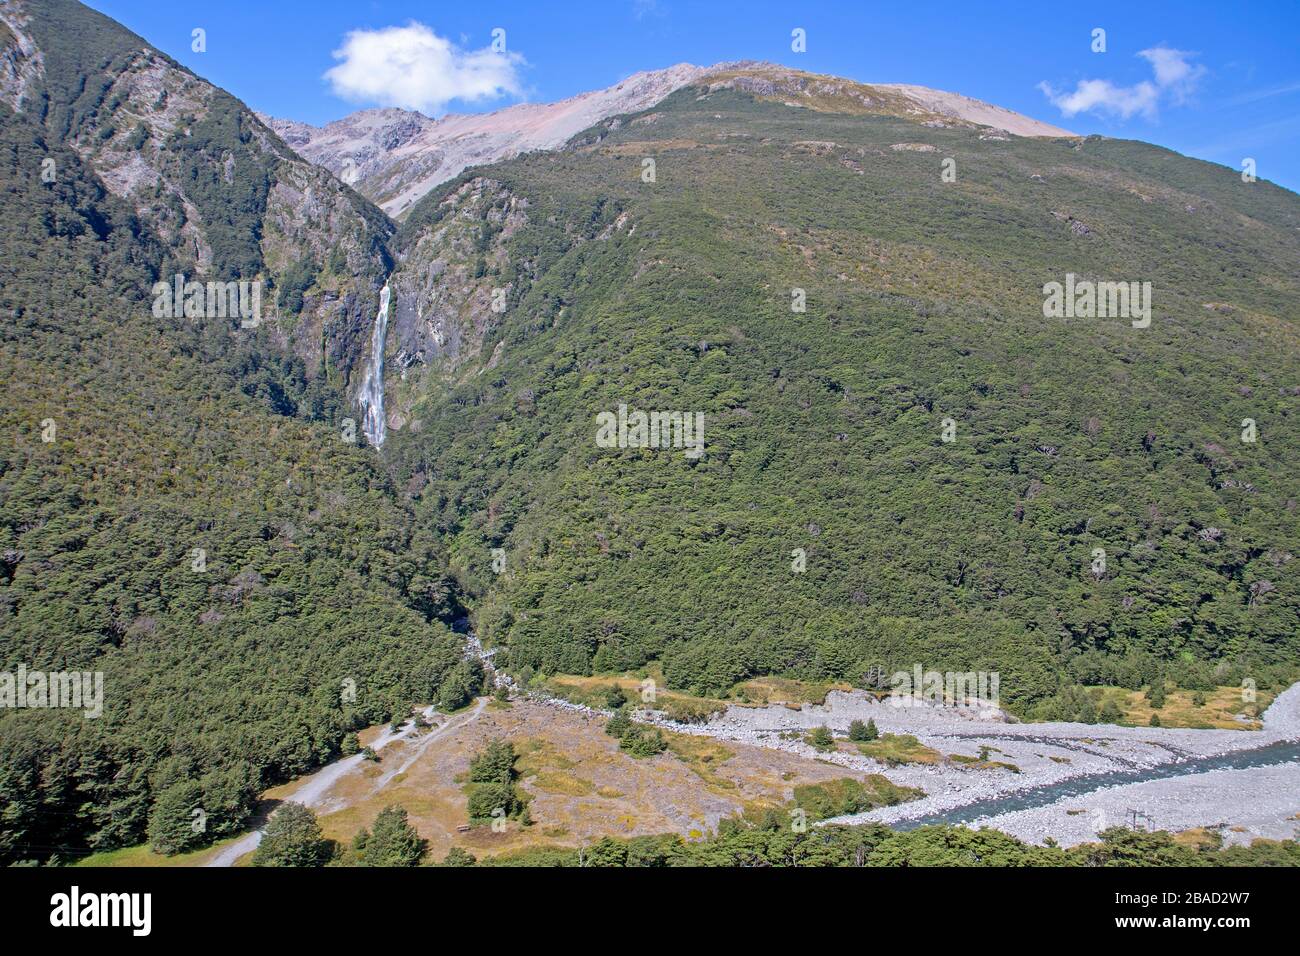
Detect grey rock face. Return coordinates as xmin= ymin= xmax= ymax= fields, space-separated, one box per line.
xmin=264 ymin=64 xmax=713 ymax=217
xmin=2 ymin=0 xmax=394 ymax=385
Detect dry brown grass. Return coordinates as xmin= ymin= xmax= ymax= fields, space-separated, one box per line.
xmin=1087 ymin=685 xmax=1271 ymax=730
xmin=1172 ymin=827 xmax=1223 ymax=850
xmin=305 ymin=700 xmax=857 ymax=863
xmin=734 ymin=676 xmax=850 ymax=707
xmin=664 ymin=731 xmax=737 ymax=792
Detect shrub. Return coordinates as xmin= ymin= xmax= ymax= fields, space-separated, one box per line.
xmin=808 ymin=725 xmax=835 ymax=750
xmin=605 ymin=683 xmax=628 ymax=709
xmin=252 ymin=803 xmax=331 ymax=867
xmin=1146 ymin=683 xmax=1167 ymax=710
xmin=442 ymin=847 xmax=477 ymax=867
xmin=351 ymin=805 xmax=426 ymax=867
xmin=466 ymin=781 xmax=520 ymax=821
xmin=619 ymin=725 xmax=667 ymax=758
xmin=605 ymin=708 xmax=633 ymax=738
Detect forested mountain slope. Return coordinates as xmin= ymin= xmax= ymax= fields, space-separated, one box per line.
xmin=0 ymin=1 xmax=465 ymax=864
xmin=380 ymin=84 xmax=1300 ymax=708
xmin=1 ymin=0 xmax=1297 ymax=866
xmin=1 ymin=0 xmax=393 ymax=386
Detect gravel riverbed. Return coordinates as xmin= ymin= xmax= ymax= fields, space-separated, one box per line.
xmin=976 ymin=762 xmax=1300 ymax=847
xmin=620 ymin=681 xmax=1300 ymax=844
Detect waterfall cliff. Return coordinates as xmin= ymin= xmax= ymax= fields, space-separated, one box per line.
xmin=358 ymin=282 xmax=391 ymax=447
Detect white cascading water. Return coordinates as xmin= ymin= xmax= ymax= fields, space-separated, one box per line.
xmin=358 ymin=282 xmax=391 ymax=448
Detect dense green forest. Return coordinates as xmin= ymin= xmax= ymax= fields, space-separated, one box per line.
xmin=468 ymin=817 xmax=1300 ymax=868
xmin=387 ymin=85 xmax=1300 ymax=712
xmin=221 ymin=799 xmax=1300 ymax=868
xmin=2 ymin=0 xmax=1299 ymax=868
xmin=0 ymin=101 xmax=464 ymax=863
xmin=16 ymin=0 xmax=396 ymax=374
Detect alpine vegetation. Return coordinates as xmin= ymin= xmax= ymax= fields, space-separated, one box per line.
xmin=1042 ymin=274 xmax=1153 ymax=328
xmin=595 ymin=404 xmax=705 ymax=459
xmin=2 ymin=0 xmax=1299 ymax=884
xmin=151 ymin=273 xmax=262 ymax=327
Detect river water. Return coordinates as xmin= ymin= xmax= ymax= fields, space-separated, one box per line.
xmin=893 ymin=739 xmax=1300 ymax=829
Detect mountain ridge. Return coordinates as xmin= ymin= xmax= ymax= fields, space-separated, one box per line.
xmin=3 ymin=0 xmax=1299 ymax=867
xmin=0 ymin=0 xmax=465 ymax=863
xmin=266 ymin=60 xmax=1076 ymax=218
xmin=371 ymin=79 xmax=1300 ymax=706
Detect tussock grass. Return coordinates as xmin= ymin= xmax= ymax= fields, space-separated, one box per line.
xmin=857 ymin=733 xmax=943 ymax=766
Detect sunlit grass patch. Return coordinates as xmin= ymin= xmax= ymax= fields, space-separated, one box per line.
xmin=857 ymin=733 xmax=943 ymax=766
xmin=530 ymin=772 xmax=595 ymax=796
xmin=733 ymin=676 xmax=850 ymax=707
xmin=1172 ymin=827 xmax=1223 ymax=850
xmin=664 ymin=730 xmax=736 ymax=791
xmin=73 ymin=838 xmax=235 ymax=868
xmin=790 ymin=775 xmax=923 ymax=820
xmin=1085 ymin=685 xmax=1271 ymax=730
xmin=540 ymin=672 xmax=725 ymax=722
xmin=514 ymin=737 xmax=591 ymax=795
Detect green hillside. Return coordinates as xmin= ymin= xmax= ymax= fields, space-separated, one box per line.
xmin=13 ymin=0 xmax=395 ymax=383
xmin=2 ymin=3 xmax=1298 ymax=867
xmin=386 ymin=86 xmax=1300 ymax=710
xmin=0 ymin=101 xmax=460 ymax=862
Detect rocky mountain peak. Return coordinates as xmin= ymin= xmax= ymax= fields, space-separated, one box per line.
xmin=269 ymin=59 xmax=1074 ymax=218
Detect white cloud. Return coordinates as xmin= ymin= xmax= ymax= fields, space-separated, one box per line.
xmin=325 ymin=22 xmax=524 ymax=116
xmin=1138 ymin=46 xmax=1206 ymax=103
xmin=1040 ymin=46 xmax=1205 ymax=120
xmin=1038 ymin=78 xmax=1160 ymax=120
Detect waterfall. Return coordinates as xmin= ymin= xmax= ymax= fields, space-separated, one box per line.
xmin=358 ymin=282 xmax=391 ymax=447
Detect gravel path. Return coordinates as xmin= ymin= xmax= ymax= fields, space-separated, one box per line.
xmin=205 ymin=701 xmax=484 ymax=866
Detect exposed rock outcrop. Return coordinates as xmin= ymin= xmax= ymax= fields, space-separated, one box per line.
xmin=1 ymin=0 xmax=394 ymax=388
xmin=261 ymin=63 xmax=711 ymax=218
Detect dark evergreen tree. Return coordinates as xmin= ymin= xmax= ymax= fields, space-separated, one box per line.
xmin=146 ymin=781 xmax=205 ymax=856
xmin=605 ymin=684 xmax=628 ymax=709
xmin=468 ymin=739 xmax=518 ymax=784
xmin=252 ymin=803 xmax=331 ymax=867
xmin=352 ymin=805 xmax=426 ymax=867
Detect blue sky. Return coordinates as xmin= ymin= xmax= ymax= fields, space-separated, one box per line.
xmin=86 ymin=0 xmax=1300 ymax=192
